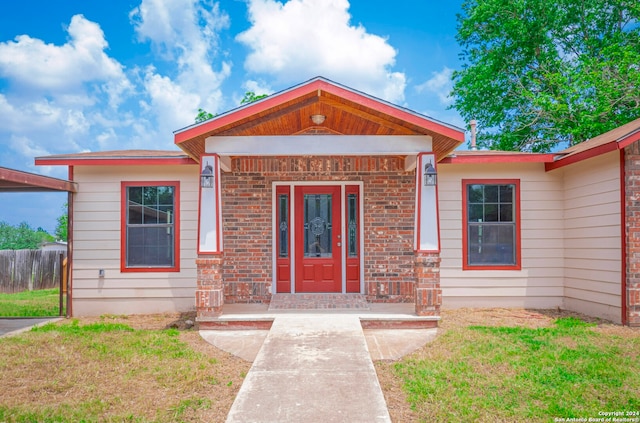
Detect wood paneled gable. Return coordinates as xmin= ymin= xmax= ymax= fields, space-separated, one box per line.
xmin=174 ymin=77 xmax=464 ymax=163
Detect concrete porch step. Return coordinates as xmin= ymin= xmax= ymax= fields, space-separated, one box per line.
xmin=197 ymin=302 xmax=439 ymax=330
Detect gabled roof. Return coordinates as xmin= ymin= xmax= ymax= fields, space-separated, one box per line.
xmin=0 ymin=167 xmax=77 ymax=192
xmin=174 ymin=77 xmax=465 ymax=162
xmin=545 ymin=117 xmax=640 ymax=170
xmin=441 ymin=117 xmax=640 ymax=170
xmin=35 ymin=150 xmax=196 ymax=166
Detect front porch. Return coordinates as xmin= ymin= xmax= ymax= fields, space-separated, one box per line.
xmin=174 ymin=78 xmax=464 ymax=325
xmin=197 ymin=293 xmax=440 ymax=330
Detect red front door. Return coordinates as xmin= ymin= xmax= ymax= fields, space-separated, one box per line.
xmin=295 ymin=186 xmax=342 ymax=292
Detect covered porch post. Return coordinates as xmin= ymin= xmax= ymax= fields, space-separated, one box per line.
xmin=414 ymin=153 xmax=442 ymax=316
xmin=195 ymin=154 xmax=224 ymax=318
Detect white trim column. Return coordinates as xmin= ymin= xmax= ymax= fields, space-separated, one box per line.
xmin=416 ymin=153 xmax=440 ymax=251
xmin=196 ymin=154 xmax=224 ymax=319
xmin=414 ymin=153 xmax=441 ymax=316
xmin=198 ymin=154 xmax=222 ymax=254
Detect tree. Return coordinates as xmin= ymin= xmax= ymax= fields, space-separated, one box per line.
xmin=54 ymin=203 xmax=68 ymax=242
xmin=240 ymin=91 xmax=268 ymax=105
xmin=195 ymin=91 xmax=268 ymax=123
xmin=195 ymin=108 xmax=214 ymax=123
xmin=0 ymin=221 xmax=54 ymax=250
xmin=451 ymin=0 xmax=640 ymax=152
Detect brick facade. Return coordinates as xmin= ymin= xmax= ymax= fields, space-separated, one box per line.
xmin=195 ymin=257 xmax=224 ymax=318
xmin=414 ymin=252 xmax=441 ymax=316
xmin=624 ymin=143 xmax=640 ymax=326
xmin=220 ymin=155 xmax=419 ymax=304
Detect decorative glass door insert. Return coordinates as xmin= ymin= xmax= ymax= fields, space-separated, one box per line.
xmin=303 ymin=194 xmax=333 ymax=258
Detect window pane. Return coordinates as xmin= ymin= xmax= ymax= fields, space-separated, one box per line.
xmin=127 ymin=226 xmax=174 ymax=267
xmin=468 ymin=224 xmax=515 ymax=265
xmin=157 ymin=187 xmax=174 ymax=205
xmin=129 ymin=187 xmax=142 ymax=204
xmin=158 ymin=206 xmax=173 ymax=223
xmin=500 ymin=185 xmax=513 ymax=203
xmin=348 ymin=193 xmax=358 ymax=257
xmin=484 ymin=203 xmax=499 ymax=221
xmin=466 ymin=182 xmax=518 ymax=267
xmin=468 ymin=185 xmax=484 ymax=203
xmin=278 ymin=194 xmax=288 ymax=258
xmin=499 ymin=204 xmax=513 ymax=222
xmin=126 ymin=184 xmax=175 ymax=268
xmin=128 ymin=204 xmax=143 ymax=224
xmin=143 ymin=186 xmax=158 ymax=206
xmin=468 ymin=204 xmax=484 ymax=222
xmin=484 ymin=185 xmax=499 ymax=202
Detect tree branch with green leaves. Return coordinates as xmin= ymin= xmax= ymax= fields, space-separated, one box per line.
xmin=195 ymin=91 xmax=268 ymax=123
xmin=451 ymin=0 xmax=640 ymax=152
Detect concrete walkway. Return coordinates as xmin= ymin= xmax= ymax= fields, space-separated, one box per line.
xmin=225 ymin=315 xmax=392 ymax=423
xmin=0 ymin=318 xmax=61 ymax=337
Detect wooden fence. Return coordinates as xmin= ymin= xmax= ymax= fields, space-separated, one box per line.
xmin=0 ymin=249 xmax=66 ymax=293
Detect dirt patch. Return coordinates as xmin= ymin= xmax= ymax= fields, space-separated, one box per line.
xmin=80 ymin=311 xmax=198 ymax=330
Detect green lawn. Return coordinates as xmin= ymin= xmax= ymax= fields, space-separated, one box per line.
xmin=0 ymin=288 xmax=64 ymax=317
xmin=0 ymin=316 xmax=248 ymax=422
xmin=393 ymin=316 xmax=640 ymax=422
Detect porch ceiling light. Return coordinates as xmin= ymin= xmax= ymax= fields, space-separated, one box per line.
xmin=424 ymin=161 xmax=437 ymax=186
xmin=201 ymin=164 xmax=214 ymax=188
xmin=311 ymin=114 xmax=326 ymax=125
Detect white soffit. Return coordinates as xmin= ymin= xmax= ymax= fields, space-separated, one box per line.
xmin=205 ymin=135 xmax=432 ymax=156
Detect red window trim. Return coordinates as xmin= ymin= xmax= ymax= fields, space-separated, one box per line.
xmin=462 ymin=179 xmax=521 ymax=271
xmin=121 ymin=181 xmax=181 ymax=273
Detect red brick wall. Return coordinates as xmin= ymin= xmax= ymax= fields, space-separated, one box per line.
xmin=625 ymin=143 xmax=640 ymax=326
xmin=414 ymin=252 xmax=441 ymax=316
xmin=220 ymin=155 xmax=417 ymax=303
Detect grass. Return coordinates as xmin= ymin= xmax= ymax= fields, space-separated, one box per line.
xmin=0 ymin=315 xmax=250 ymax=422
xmin=391 ymin=314 xmax=640 ymax=422
xmin=2 ymin=309 xmax=638 ymax=422
xmin=0 ymin=288 xmax=64 ymax=317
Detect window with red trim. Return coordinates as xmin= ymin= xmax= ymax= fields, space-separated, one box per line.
xmin=462 ymin=180 xmax=521 ymax=270
xmin=121 ymin=181 xmax=180 ymax=272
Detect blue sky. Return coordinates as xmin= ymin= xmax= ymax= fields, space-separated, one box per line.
xmin=0 ymin=0 xmax=465 ymax=234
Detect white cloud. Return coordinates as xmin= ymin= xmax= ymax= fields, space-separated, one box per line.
xmin=0 ymin=13 xmax=139 ymax=170
xmin=9 ymin=134 xmax=52 ymax=160
xmin=242 ymin=79 xmax=273 ymax=96
xmin=96 ymin=128 xmax=117 ymax=150
xmin=131 ymin=0 xmax=232 ymax=118
xmin=237 ymin=0 xmax=406 ymax=103
xmin=141 ymin=67 xmax=202 ymax=138
xmin=0 ymin=14 xmax=131 ymax=107
xmin=416 ymin=67 xmax=454 ymax=106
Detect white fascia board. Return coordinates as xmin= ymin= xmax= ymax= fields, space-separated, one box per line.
xmin=205 ymin=135 xmax=432 ymax=156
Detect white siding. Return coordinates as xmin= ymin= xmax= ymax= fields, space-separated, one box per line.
xmin=71 ymin=165 xmax=199 ymax=316
xmin=438 ymin=153 xmax=623 ymax=324
xmin=561 ymin=152 xmax=622 ymax=323
xmin=439 ymin=162 xmax=565 ymax=309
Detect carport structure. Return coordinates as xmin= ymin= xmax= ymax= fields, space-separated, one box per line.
xmin=0 ymin=167 xmax=77 ymax=193
xmin=0 ymin=166 xmax=77 ymax=316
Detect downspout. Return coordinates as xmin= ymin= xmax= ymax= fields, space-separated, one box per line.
xmin=620 ymin=149 xmax=627 ymax=325
xmin=67 ymin=166 xmax=74 ymax=318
